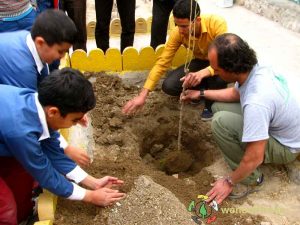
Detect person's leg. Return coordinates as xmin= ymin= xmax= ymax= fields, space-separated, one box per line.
xmin=95 ymin=0 xmax=113 ymax=52
xmin=211 ymin=111 xmax=262 ymax=185
xmin=117 ymin=0 xmax=135 ymax=52
xmin=63 ymin=0 xmax=87 ymax=51
xmin=264 ymin=137 xmax=299 ymax=164
xmin=0 ymin=178 xmax=17 ymax=225
xmin=150 ymin=0 xmax=174 ymax=49
xmin=212 ymin=102 xmax=242 ymax=115
xmin=162 ymin=59 xmax=209 ymax=96
xmin=0 ymin=157 xmax=35 ymax=223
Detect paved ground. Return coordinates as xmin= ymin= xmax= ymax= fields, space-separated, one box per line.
xmin=86 ymin=0 xmax=300 ymax=80
xmin=200 ymin=0 xmax=300 ymax=80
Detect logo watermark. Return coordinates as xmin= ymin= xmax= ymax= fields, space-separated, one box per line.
xmin=220 ymin=206 xmax=282 ymax=215
xmin=187 ymin=195 xmax=218 ymax=224
xmin=187 ymin=195 xmax=284 ymax=224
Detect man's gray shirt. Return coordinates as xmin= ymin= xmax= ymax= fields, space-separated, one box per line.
xmin=235 ymin=64 xmax=300 ymax=153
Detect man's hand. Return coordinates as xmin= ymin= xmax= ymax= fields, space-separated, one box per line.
xmin=84 ymin=188 xmax=126 ymax=207
xmin=122 ymin=88 xmax=149 ymax=115
xmin=180 ymin=90 xmax=201 ymax=103
xmin=122 ymin=95 xmax=145 ymax=115
xmin=81 ymin=175 xmax=124 ymax=190
xmin=206 ymin=178 xmax=233 ymax=205
xmin=64 ymin=145 xmax=91 ymax=167
xmin=180 ymin=68 xmax=210 ymax=88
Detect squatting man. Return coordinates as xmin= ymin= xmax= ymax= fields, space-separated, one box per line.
xmin=181 ymin=33 xmax=300 ymax=204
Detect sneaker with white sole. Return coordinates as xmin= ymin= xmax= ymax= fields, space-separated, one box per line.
xmin=201 ymin=108 xmax=213 ymax=121
xmin=229 ymin=174 xmax=264 ymax=199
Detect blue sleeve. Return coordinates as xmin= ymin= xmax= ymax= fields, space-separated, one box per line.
xmin=41 ymin=130 xmax=77 ymax=175
xmin=4 ymin=132 xmax=74 ymax=198
xmin=0 ymin=38 xmax=40 ymax=90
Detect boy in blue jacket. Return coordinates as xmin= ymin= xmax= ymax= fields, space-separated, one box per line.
xmin=0 ymin=68 xmax=125 ymax=224
xmin=0 ymin=9 xmax=91 ymax=167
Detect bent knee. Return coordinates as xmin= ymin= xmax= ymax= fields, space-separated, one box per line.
xmin=211 ymin=111 xmax=243 ymax=134
xmin=162 ymin=80 xmax=181 ymax=96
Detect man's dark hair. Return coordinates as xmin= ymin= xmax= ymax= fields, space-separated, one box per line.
xmin=209 ymin=33 xmax=258 ymax=73
xmin=38 ymin=68 xmax=96 ymax=117
xmin=31 ymin=9 xmax=77 ymax=46
xmin=173 ymin=0 xmax=200 ymax=21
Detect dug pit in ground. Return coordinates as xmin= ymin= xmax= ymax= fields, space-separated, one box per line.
xmin=55 ymin=72 xmax=265 ymax=225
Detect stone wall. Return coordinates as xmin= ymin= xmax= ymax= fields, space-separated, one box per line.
xmin=236 ymin=0 xmax=300 ymax=33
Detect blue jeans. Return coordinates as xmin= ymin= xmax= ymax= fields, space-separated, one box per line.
xmin=0 ymin=8 xmax=36 ymax=32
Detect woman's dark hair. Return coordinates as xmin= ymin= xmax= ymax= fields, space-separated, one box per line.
xmin=31 ymin=9 xmax=77 ymax=46
xmin=209 ymin=33 xmax=257 ymax=73
xmin=173 ymin=0 xmax=200 ymax=21
xmin=38 ymin=68 xmax=96 ymax=117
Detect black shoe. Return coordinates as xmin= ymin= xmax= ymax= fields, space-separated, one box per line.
xmin=201 ymin=108 xmax=213 ymax=121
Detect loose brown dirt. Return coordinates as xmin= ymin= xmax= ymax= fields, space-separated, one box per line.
xmin=55 ymin=72 xmax=264 ymax=225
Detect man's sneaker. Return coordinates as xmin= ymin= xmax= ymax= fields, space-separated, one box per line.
xmin=201 ymin=108 xmax=213 ymax=121
xmin=229 ymin=174 xmax=264 ymax=199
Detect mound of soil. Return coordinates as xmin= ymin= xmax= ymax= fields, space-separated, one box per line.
xmin=55 ymin=73 xmax=264 ymax=225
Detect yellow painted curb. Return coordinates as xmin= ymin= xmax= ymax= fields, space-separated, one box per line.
xmin=87 ymin=21 xmax=96 ymax=39
xmin=106 ymin=48 xmax=123 ymax=71
xmin=135 ymin=18 xmax=147 ymax=33
xmin=70 ymin=48 xmax=122 ymax=72
xmin=37 ymin=190 xmax=57 ymax=221
xmin=70 ymin=45 xmax=192 ymax=72
xmin=122 ymin=47 xmax=139 ymax=71
xmin=110 ymin=18 xmax=121 ymax=35
xmin=172 ymin=45 xmax=193 ymax=67
xmin=146 ymin=17 xmax=152 ymax=33
xmin=34 ymin=220 xmax=53 ymax=225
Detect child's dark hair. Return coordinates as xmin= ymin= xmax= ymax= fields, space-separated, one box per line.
xmin=31 ymin=9 xmax=77 ymax=46
xmin=38 ymin=68 xmax=96 ymax=117
xmin=173 ymin=0 xmax=201 ymax=21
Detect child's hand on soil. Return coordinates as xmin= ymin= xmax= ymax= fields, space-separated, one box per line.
xmin=94 ymin=176 xmax=124 ymax=189
xmin=84 ymin=188 xmax=126 ymax=207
